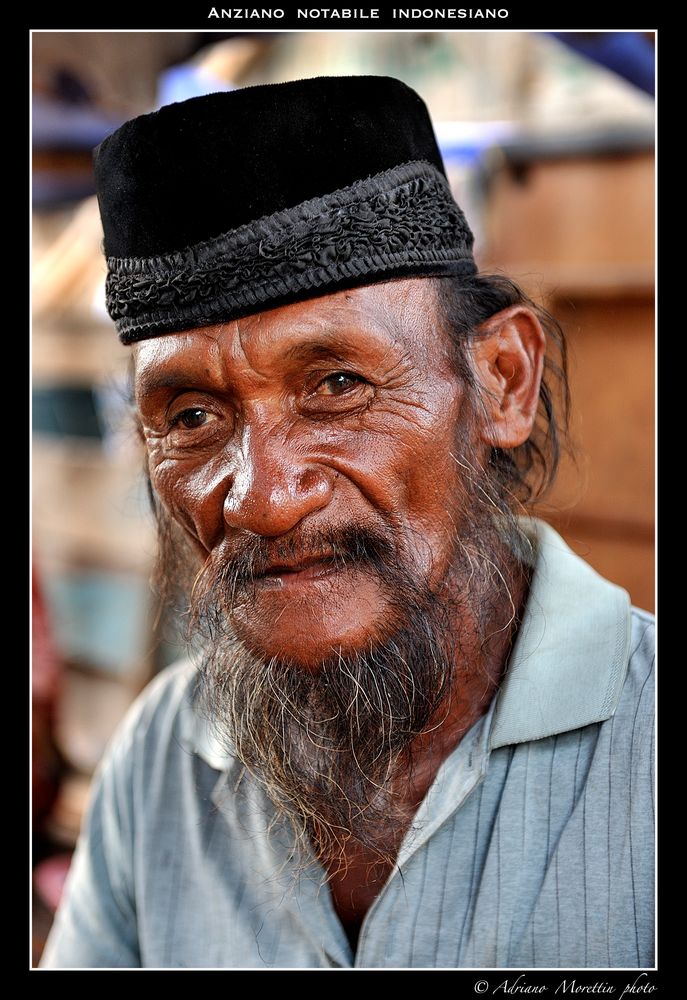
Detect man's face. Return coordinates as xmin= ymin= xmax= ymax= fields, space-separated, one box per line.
xmin=134 ymin=278 xmax=480 ymax=668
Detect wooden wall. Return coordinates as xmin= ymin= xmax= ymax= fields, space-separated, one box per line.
xmin=481 ymin=148 xmax=655 ymax=612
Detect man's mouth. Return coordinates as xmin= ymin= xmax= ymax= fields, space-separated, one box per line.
xmin=221 ymin=537 xmax=395 ymax=660
xmin=253 ymin=554 xmax=342 ymax=589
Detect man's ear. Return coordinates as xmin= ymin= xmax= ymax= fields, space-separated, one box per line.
xmin=468 ymin=305 xmax=546 ymax=449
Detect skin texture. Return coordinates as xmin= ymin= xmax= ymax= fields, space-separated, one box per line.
xmin=134 ymin=276 xmax=545 ymax=940
xmin=135 ymin=279 xmax=542 ymax=659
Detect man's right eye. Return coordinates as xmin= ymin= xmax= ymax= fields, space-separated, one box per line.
xmin=170 ymin=408 xmax=215 ymax=430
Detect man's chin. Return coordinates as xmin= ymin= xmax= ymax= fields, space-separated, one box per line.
xmin=229 ymin=567 xmax=395 ymax=667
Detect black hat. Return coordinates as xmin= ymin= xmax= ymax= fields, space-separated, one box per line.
xmin=94 ymin=75 xmax=477 ymax=344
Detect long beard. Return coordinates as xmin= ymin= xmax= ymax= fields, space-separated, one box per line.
xmin=193 ymin=544 xmax=458 ymax=865
xmin=154 ymin=490 xmax=524 ymax=868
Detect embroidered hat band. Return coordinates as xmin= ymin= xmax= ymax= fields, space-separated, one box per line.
xmin=94 ymin=76 xmax=478 ymax=343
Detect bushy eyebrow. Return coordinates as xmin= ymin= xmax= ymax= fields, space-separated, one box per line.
xmin=134 ymin=370 xmax=205 ymax=402
xmin=133 ymin=328 xmax=398 ymax=406
xmin=282 ymin=337 xmax=360 ymax=365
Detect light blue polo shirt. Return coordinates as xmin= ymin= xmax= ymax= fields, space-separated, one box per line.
xmin=40 ymin=519 xmax=655 ymax=969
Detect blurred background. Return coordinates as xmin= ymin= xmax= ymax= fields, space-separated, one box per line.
xmin=31 ymin=30 xmax=655 ymax=964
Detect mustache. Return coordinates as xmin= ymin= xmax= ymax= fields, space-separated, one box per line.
xmin=212 ymin=524 xmax=398 ymax=589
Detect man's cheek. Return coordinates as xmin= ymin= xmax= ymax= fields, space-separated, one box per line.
xmin=150 ymin=457 xmax=228 ymax=553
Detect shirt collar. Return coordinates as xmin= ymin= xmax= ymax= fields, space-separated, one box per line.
xmin=488 ymin=517 xmax=632 ymax=749
xmin=187 ymin=518 xmax=632 ymax=768
xmin=184 ymin=685 xmax=234 ymax=772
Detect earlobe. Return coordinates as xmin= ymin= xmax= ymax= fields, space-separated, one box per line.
xmin=470 ymin=305 xmax=546 ymax=449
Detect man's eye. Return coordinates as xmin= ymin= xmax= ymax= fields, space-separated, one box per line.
xmin=316 ymin=372 xmax=365 ymax=396
xmin=171 ymin=408 xmax=213 ymax=430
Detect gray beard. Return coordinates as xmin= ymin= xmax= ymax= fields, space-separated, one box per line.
xmin=195 ymin=576 xmax=455 ymax=864
xmin=171 ymin=513 xmax=520 ymax=867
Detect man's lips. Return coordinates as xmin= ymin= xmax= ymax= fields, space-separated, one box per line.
xmin=252 ymin=554 xmax=342 ymax=589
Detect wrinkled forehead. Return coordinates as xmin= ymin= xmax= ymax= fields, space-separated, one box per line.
xmin=131 ymin=278 xmax=449 ymax=389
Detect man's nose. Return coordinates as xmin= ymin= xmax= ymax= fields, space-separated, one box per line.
xmin=223 ymin=421 xmax=335 ymax=537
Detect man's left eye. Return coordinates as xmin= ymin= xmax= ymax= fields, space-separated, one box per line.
xmin=316 ymin=372 xmax=365 ymax=396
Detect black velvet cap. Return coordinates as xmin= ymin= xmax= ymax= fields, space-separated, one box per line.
xmin=94 ymin=76 xmax=477 ymax=343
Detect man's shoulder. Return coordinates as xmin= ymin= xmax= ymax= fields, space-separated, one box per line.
xmin=101 ymin=656 xmax=239 ymax=779
xmin=125 ymin=658 xmax=198 ymax=728
xmin=630 ymin=604 xmax=655 ymax=632
xmin=146 ymin=656 xmax=199 ymax=703
xmin=102 ymin=658 xmax=204 ymax=770
xmin=623 ymin=605 xmax=655 ymax=703
xmin=609 ymin=605 xmax=654 ymax=757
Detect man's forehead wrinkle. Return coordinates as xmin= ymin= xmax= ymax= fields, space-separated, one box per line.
xmin=228 ymin=314 xmax=290 ymax=382
xmin=199 ymin=323 xmax=229 ymax=345
xmin=234 ymin=316 xmax=254 ymax=369
xmin=231 ymin=304 xmax=375 ymax=365
xmin=133 ymin=283 xmax=432 ymax=399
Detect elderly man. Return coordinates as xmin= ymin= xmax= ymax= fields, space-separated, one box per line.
xmin=40 ymin=76 xmax=654 ymax=969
